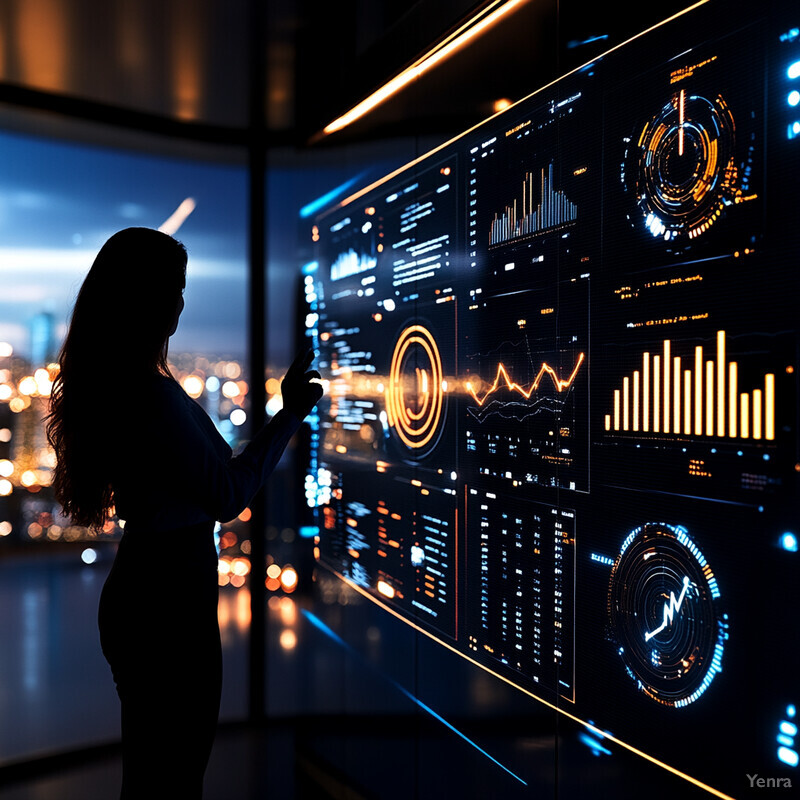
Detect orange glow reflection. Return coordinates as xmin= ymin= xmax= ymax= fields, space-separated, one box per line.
xmin=170 ymin=0 xmax=205 ymax=120
xmin=218 ymin=586 xmax=251 ymax=632
xmin=16 ymin=0 xmax=69 ymax=92
xmin=278 ymin=596 xmax=297 ymax=626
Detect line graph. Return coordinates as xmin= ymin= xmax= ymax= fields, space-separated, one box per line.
xmin=461 ymin=279 xmax=589 ymax=490
xmin=644 ymin=575 xmax=691 ymax=642
xmin=465 ymin=352 xmax=585 ymax=407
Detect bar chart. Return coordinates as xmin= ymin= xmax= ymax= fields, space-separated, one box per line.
xmin=603 ymin=330 xmax=776 ymax=440
xmin=489 ymin=162 xmax=578 ymax=246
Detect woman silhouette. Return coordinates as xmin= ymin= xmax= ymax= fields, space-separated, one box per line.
xmin=46 ymin=227 xmax=322 ymax=798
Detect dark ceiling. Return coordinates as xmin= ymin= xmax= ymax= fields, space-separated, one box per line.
xmin=0 ymin=0 xmax=699 ymax=152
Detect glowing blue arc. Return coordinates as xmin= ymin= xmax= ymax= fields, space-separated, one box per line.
xmin=299 ymin=173 xmax=369 ymax=218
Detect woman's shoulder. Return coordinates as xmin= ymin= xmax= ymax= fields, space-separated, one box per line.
xmin=137 ymin=373 xmax=191 ymax=417
xmin=153 ymin=373 xmax=181 ymax=390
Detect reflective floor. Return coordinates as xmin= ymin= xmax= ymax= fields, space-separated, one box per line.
xmin=0 ymin=545 xmax=251 ymax=764
xmin=0 ymin=723 xmax=297 ymax=800
xmin=0 ymin=545 xmax=276 ymax=799
xmin=0 ymin=546 xmax=719 ymax=800
xmin=0 ymin=545 xmax=391 ymax=800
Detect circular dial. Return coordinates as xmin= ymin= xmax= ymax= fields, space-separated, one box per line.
xmin=385 ymin=324 xmax=445 ymax=455
xmin=625 ymin=90 xmax=740 ymax=243
xmin=608 ymin=522 xmax=727 ymax=708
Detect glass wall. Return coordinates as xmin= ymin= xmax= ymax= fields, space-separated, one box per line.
xmin=295 ymin=1 xmax=800 ymax=798
xmin=263 ymin=138 xmax=437 ymax=719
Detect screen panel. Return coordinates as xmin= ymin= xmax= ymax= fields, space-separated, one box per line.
xmin=304 ymin=2 xmax=800 ymax=796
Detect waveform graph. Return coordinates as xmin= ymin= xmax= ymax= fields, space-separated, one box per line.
xmin=603 ymin=330 xmax=777 ymax=443
xmin=462 ymin=280 xmax=589 ymax=491
xmin=465 ymin=352 xmax=585 ymax=425
xmin=384 ymin=323 xmax=448 ymax=458
xmin=608 ymin=522 xmax=728 ymax=708
xmin=488 ymin=162 xmax=578 ymax=248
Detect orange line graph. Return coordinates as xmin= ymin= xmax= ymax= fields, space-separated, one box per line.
xmin=465 ymin=352 xmax=586 ymax=406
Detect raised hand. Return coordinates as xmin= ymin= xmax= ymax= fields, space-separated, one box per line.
xmin=281 ymin=347 xmax=323 ymax=421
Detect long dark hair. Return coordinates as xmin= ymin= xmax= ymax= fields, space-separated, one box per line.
xmin=46 ymin=227 xmax=187 ymax=529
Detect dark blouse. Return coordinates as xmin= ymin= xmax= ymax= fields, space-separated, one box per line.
xmin=111 ymin=374 xmax=300 ymax=532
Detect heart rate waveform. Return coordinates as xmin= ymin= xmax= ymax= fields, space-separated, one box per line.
xmin=489 ymin=162 xmax=578 ymax=247
xmin=644 ymin=575 xmax=691 ymax=642
xmin=465 ymin=353 xmax=585 ymax=423
xmin=385 ymin=324 xmax=445 ymax=452
xmin=604 ymin=330 xmax=775 ymax=441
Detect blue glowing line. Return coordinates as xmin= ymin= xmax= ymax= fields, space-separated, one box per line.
xmin=299 ymin=173 xmax=368 ymax=218
xmin=395 ymin=686 xmax=527 ymax=784
xmin=567 ymin=35 xmax=609 ymax=49
xmin=579 ymin=732 xmax=612 ymax=756
xmin=299 ymin=526 xmax=319 ymax=539
xmin=301 ymin=609 xmax=528 ymax=786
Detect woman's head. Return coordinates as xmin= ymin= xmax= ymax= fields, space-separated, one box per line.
xmin=46 ymin=227 xmax=187 ymax=528
xmin=67 ymin=227 xmax=187 ymax=375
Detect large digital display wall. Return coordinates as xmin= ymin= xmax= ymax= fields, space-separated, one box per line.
xmin=303 ymin=1 xmax=799 ymax=796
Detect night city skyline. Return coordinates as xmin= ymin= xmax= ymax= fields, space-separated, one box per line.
xmin=0 ymin=128 xmax=249 ymax=361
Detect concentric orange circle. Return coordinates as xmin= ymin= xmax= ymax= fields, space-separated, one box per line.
xmin=385 ymin=325 xmax=444 ymax=450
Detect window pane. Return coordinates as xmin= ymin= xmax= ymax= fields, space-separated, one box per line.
xmin=0 ymin=121 xmax=249 ymax=759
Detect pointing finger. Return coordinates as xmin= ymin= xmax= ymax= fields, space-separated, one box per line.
xmin=288 ymin=347 xmax=313 ymax=376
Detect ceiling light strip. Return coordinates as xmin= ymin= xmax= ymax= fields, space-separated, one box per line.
xmin=322 ymin=0 xmax=528 ymax=135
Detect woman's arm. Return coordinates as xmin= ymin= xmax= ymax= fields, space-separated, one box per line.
xmin=157 ymin=348 xmax=322 ymax=523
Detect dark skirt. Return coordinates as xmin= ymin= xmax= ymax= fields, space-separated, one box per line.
xmin=98 ymin=520 xmax=221 ymax=799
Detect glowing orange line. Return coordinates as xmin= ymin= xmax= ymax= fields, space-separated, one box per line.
xmin=466 ymin=352 xmax=585 ymax=406
xmin=322 ymin=564 xmax=736 ymax=800
xmin=322 ymin=0 xmax=528 ymax=135
xmin=316 ymin=2 xmax=709 ymax=215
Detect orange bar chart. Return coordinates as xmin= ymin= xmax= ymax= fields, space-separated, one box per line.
xmin=604 ymin=331 xmax=775 ymax=441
